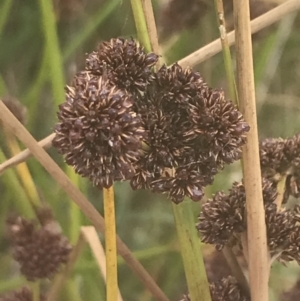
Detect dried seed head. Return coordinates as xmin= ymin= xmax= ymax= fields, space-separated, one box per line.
xmin=210 ymin=276 xmax=250 ymax=301
xmin=265 ymin=203 xmax=295 ymax=257
xmin=189 ymin=89 xmax=249 ymax=165
xmin=197 ymin=179 xmax=277 ymax=249
xmin=260 ymin=138 xmax=288 ymax=178
xmin=260 ymin=133 xmax=300 ymax=202
xmin=179 ymin=276 xmax=250 ymax=301
xmin=86 ymin=38 xmax=158 ymax=94
xmin=0 ymin=287 xmax=33 ymax=301
xmin=6 ymin=209 xmax=72 ymax=281
xmin=280 ymin=224 xmax=300 ymax=264
xmin=156 ymin=63 xmax=206 ymax=105
xmin=53 ymin=71 xmax=145 ymax=188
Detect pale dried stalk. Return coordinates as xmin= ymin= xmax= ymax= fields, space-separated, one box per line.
xmin=81 ymin=226 xmax=124 ymax=301
xmin=0 ymin=100 xmax=169 ymax=301
xmin=0 ymin=133 xmax=55 ymax=174
xmin=233 ymin=1 xmax=269 ymax=301
xmin=47 ymin=227 xmax=124 ymax=301
xmin=141 ymin=0 xmax=161 ymax=68
xmin=179 ymin=0 xmax=300 ymax=68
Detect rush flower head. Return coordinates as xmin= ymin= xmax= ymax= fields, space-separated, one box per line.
xmin=260 ymin=133 xmax=300 ymax=202
xmin=130 ymin=63 xmax=248 ymax=203
xmin=85 ymin=37 xmax=158 ymax=94
xmin=179 ymin=276 xmax=250 ymax=301
xmin=0 ymin=287 xmax=34 ymax=301
xmin=197 ymin=179 xmax=277 ymax=250
xmin=53 ymin=71 xmax=145 ymax=188
xmin=6 ymin=208 xmax=71 ymax=281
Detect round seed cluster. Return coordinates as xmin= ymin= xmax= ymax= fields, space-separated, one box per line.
xmin=131 ymin=64 xmax=249 ymax=203
xmin=53 ymin=72 xmax=144 ymax=188
xmin=6 ymin=208 xmax=72 ymax=281
xmin=260 ymin=134 xmax=300 ymax=201
xmin=54 ymin=37 xmax=249 ymax=201
xmin=85 ymin=37 xmax=159 ymax=94
xmin=197 ymin=179 xmax=277 ymax=250
xmin=0 ymin=287 xmax=35 ymax=301
xmin=179 ymin=276 xmax=250 ymax=301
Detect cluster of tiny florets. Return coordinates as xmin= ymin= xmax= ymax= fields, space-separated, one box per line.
xmin=0 ymin=287 xmax=34 ymax=301
xmin=179 ymin=276 xmax=249 ymax=301
xmin=53 ymin=37 xmax=249 ymax=201
xmin=197 ymin=179 xmax=277 ymax=250
xmin=197 ymin=177 xmax=300 ymax=263
xmin=6 ymin=208 xmax=72 ymax=281
xmin=260 ymin=134 xmax=300 ymax=201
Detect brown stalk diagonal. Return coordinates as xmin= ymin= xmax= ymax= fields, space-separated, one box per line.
xmin=0 ymin=0 xmax=299 ymax=174
xmin=0 ymin=100 xmax=169 ymax=301
xmin=233 ymin=1 xmax=269 ymax=300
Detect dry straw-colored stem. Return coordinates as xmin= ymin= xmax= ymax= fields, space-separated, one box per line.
xmin=233 ymin=1 xmax=269 ymax=301
xmin=0 ymin=100 xmax=169 ymax=301
xmin=103 ymin=187 xmax=118 ymax=301
xmin=178 ymin=0 xmax=300 ymax=68
xmin=0 ymin=133 xmax=55 ymax=174
xmin=81 ymin=226 xmax=124 ymax=301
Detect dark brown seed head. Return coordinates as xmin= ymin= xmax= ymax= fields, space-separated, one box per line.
xmin=197 ymin=179 xmax=277 ymax=249
xmin=179 ymin=276 xmax=250 ymax=301
xmin=53 ymin=71 xmax=145 ymax=188
xmin=85 ymin=37 xmax=158 ymax=94
xmin=6 ymin=210 xmax=72 ymax=281
xmin=189 ymin=89 xmax=249 ymax=165
xmin=0 ymin=287 xmax=32 ymax=301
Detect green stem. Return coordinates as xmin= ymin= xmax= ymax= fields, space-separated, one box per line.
xmin=0 ymin=0 xmax=13 ymax=40
xmin=130 ymin=0 xmax=152 ymax=52
xmin=172 ymin=200 xmax=211 ymax=301
xmin=214 ymin=0 xmax=238 ymax=104
xmin=38 ymin=0 xmax=65 ymax=106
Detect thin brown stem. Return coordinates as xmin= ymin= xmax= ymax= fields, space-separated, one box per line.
xmin=233 ymin=1 xmax=269 ymax=300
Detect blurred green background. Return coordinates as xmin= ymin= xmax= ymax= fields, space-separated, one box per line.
xmin=0 ymin=0 xmax=300 ymax=300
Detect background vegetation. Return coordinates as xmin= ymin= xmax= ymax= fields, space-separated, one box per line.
xmin=0 ymin=0 xmax=300 ymax=300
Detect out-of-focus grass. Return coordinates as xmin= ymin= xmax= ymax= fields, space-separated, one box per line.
xmin=0 ymin=1 xmax=300 ymax=300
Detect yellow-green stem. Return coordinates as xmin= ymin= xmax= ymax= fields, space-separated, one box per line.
xmin=4 ymin=131 xmax=41 ymax=208
xmin=103 ymin=186 xmax=118 ymax=301
xmin=32 ymin=281 xmax=40 ymax=301
xmin=130 ymin=0 xmax=152 ymax=52
xmin=172 ymin=200 xmax=211 ymax=301
xmin=275 ymin=175 xmax=287 ymax=209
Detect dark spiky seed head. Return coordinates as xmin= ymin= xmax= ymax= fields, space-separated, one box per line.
xmin=265 ymin=203 xmax=295 ymax=257
xmin=85 ymin=37 xmax=158 ymax=94
xmin=179 ymin=276 xmax=250 ymax=301
xmin=6 ymin=210 xmax=72 ymax=281
xmin=189 ymin=89 xmax=250 ymax=165
xmin=0 ymin=287 xmax=32 ymax=301
xmin=197 ymin=179 xmax=277 ymax=249
xmin=53 ymin=71 xmax=145 ymax=188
